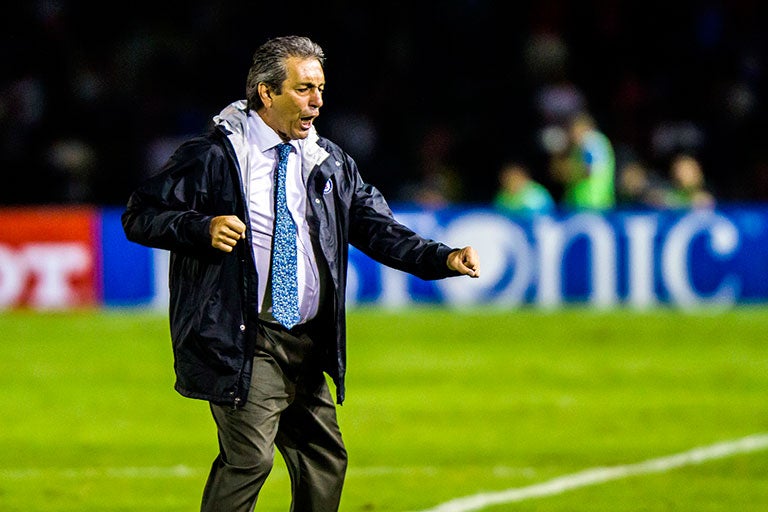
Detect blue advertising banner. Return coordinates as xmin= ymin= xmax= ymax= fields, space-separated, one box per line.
xmin=102 ymin=206 xmax=768 ymax=310
xmin=101 ymin=207 xmax=155 ymax=306
xmin=347 ymin=206 xmax=768 ymax=309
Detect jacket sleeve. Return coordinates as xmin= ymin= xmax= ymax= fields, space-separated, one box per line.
xmin=347 ymin=165 xmax=459 ymax=281
xmin=121 ymin=137 xmax=224 ymax=254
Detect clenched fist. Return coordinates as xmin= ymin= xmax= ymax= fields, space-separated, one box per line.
xmin=447 ymin=246 xmax=480 ymax=278
xmin=210 ymin=215 xmax=246 ymax=252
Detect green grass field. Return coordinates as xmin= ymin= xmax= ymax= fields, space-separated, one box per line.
xmin=1 ymin=306 xmax=767 ymax=511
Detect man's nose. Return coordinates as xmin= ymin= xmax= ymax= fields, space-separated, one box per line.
xmin=310 ymin=90 xmax=323 ymax=108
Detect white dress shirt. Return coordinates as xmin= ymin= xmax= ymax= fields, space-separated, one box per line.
xmin=243 ymin=113 xmax=320 ymax=325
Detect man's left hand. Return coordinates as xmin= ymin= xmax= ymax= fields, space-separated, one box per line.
xmin=447 ymin=246 xmax=480 ymax=278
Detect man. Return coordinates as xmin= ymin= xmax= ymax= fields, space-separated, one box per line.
xmin=551 ymin=111 xmax=616 ymax=210
xmin=493 ymin=160 xmax=555 ymax=216
xmin=665 ymin=152 xmax=715 ymax=208
xmin=122 ymin=35 xmax=479 ymax=511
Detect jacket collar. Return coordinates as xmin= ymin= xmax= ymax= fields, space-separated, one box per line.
xmin=213 ymin=100 xmax=330 ymax=174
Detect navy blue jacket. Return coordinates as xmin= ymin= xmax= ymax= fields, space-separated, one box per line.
xmin=122 ymin=114 xmax=458 ymax=406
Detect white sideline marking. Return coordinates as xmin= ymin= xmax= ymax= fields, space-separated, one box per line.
xmin=413 ymin=433 xmax=768 ymax=512
xmin=3 ymin=433 xmax=766 ymax=511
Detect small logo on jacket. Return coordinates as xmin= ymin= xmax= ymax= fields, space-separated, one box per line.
xmin=323 ymin=179 xmax=333 ymax=194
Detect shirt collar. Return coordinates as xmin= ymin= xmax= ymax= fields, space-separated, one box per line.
xmin=246 ymin=112 xmax=299 ymax=155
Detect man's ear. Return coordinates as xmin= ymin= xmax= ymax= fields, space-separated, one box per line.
xmin=258 ymin=83 xmax=272 ymax=107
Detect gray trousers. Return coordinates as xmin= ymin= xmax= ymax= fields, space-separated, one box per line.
xmin=201 ymin=323 xmax=347 ymax=511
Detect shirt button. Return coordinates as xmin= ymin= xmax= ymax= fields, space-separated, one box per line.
xmin=314 ymin=198 xmax=321 ymax=204
xmin=239 ymin=324 xmax=246 ymax=332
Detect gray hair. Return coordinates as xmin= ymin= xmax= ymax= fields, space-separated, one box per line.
xmin=245 ymin=36 xmax=325 ymax=111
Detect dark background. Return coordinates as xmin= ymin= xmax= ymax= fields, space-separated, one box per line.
xmin=2 ymin=0 xmax=767 ymax=207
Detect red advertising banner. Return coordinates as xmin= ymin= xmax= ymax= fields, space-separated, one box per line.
xmin=0 ymin=207 xmax=99 ymax=309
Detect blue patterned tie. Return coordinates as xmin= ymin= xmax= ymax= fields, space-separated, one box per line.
xmin=271 ymin=142 xmax=300 ymax=329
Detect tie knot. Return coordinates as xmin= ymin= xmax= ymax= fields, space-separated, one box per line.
xmin=277 ymin=142 xmax=292 ymax=162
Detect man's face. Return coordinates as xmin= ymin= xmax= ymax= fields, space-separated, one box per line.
xmin=262 ymin=56 xmax=325 ymax=141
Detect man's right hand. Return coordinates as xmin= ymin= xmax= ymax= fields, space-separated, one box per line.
xmin=210 ymin=215 xmax=246 ymax=252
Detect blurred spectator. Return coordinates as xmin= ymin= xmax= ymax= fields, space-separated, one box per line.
xmin=616 ymin=160 xmax=670 ymax=209
xmin=493 ymin=160 xmax=555 ymax=215
xmin=535 ymin=77 xmax=587 ymax=128
xmin=650 ymin=120 xmax=706 ymax=163
xmin=550 ymin=111 xmax=616 ymax=210
xmin=522 ymin=24 xmax=584 ymax=128
xmin=397 ymin=123 xmax=463 ymax=208
xmin=663 ymin=153 xmax=716 ymax=208
xmin=45 ymin=137 xmax=97 ymax=202
xmin=524 ymin=26 xmax=590 ymax=182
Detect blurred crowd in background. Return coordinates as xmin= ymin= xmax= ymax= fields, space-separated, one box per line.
xmin=2 ymin=0 xmax=767 ymax=210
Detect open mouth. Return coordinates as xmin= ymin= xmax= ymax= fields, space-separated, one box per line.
xmin=300 ymin=116 xmax=315 ymax=130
